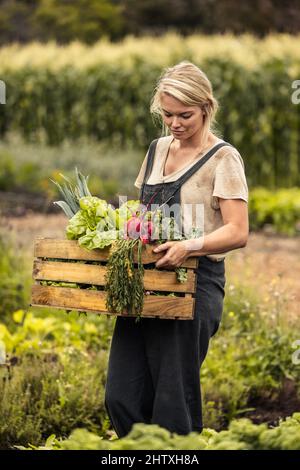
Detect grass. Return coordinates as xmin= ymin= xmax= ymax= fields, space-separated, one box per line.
xmin=0 ymin=132 xmax=143 ymax=201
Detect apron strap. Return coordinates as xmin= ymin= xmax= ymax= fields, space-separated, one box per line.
xmin=157 ymin=142 xmax=233 ymax=209
xmin=175 ymin=141 xmax=233 ymax=187
xmin=140 ymin=139 xmax=233 ymax=204
xmin=140 ymin=138 xmax=159 ymax=201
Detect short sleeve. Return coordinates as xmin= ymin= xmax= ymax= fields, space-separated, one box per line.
xmin=134 ymin=149 xmax=149 ymax=189
xmin=212 ymin=148 xmax=248 ymax=210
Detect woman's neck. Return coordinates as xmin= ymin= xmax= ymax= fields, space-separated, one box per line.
xmin=175 ymin=130 xmax=217 ymax=152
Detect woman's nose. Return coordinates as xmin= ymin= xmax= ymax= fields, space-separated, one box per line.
xmin=172 ymin=116 xmax=181 ymax=127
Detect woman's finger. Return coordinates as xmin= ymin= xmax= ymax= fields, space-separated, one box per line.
xmin=155 ymin=255 xmax=170 ymax=268
xmin=153 ymin=241 xmax=172 ymax=253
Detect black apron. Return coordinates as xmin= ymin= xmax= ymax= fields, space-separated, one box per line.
xmin=104 ymin=137 xmax=232 ymax=437
xmin=140 ymin=138 xmax=233 ymax=242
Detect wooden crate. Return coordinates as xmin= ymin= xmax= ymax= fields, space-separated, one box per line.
xmin=30 ymin=238 xmax=199 ymax=320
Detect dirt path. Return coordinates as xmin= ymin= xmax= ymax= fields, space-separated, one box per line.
xmin=2 ymin=212 xmax=300 ymax=321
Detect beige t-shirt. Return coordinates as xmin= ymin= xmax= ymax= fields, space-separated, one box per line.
xmin=134 ymin=135 xmax=248 ymax=261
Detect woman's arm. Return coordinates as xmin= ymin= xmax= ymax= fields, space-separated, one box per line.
xmin=153 ymin=198 xmax=249 ymax=268
xmin=185 ymin=198 xmax=249 ymax=257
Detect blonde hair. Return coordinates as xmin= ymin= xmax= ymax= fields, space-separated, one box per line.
xmin=150 ymin=60 xmax=221 ymax=139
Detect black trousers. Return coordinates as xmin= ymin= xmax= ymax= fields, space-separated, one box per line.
xmin=104 ymin=256 xmax=226 ymax=437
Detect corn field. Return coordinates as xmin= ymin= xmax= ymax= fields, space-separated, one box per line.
xmin=0 ymin=33 xmax=300 ymax=188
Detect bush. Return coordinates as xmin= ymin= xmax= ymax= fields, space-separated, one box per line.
xmin=0 ymin=230 xmax=30 ymax=327
xmin=0 ymin=349 xmax=108 ymax=449
xmin=249 ymin=187 xmax=300 ymax=235
xmin=201 ymin=282 xmax=300 ymax=427
xmin=19 ymin=413 xmax=300 ymax=450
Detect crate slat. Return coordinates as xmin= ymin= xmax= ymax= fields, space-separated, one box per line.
xmin=34 ymin=238 xmax=198 ymax=269
xmin=31 ymin=238 xmax=199 ymax=320
xmin=31 ymin=285 xmax=195 ymax=320
xmin=33 ymin=259 xmax=196 ymax=293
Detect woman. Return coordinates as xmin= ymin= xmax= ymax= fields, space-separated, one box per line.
xmin=104 ymin=61 xmax=249 ymax=437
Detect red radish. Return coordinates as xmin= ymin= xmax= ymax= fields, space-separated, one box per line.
xmin=140 ymin=235 xmax=150 ymax=244
xmin=126 ymin=216 xmax=141 ymax=239
xmin=125 ymin=213 xmax=155 ymax=243
xmin=140 ymin=220 xmax=154 ymax=244
xmin=140 ymin=220 xmax=154 ymax=236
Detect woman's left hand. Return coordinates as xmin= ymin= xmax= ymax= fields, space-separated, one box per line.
xmin=153 ymin=241 xmax=190 ymax=268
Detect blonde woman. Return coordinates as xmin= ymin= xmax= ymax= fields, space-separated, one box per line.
xmin=105 ymin=61 xmax=249 ymax=437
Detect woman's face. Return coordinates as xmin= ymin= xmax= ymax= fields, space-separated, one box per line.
xmin=160 ymin=92 xmax=205 ymax=140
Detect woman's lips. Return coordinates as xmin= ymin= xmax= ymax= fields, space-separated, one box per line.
xmin=172 ymin=130 xmax=184 ymax=133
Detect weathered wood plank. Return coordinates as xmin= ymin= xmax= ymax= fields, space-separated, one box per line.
xmin=34 ymin=238 xmax=198 ymax=268
xmin=143 ymin=267 xmax=196 ymax=293
xmin=31 ymin=285 xmax=194 ymax=319
xmin=33 ymin=260 xmax=196 ymax=293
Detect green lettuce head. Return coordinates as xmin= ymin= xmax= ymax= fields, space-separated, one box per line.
xmin=78 ymin=228 xmax=121 ymax=250
xmin=66 ymin=210 xmax=87 ymax=240
xmin=79 ymin=196 xmax=109 ymax=230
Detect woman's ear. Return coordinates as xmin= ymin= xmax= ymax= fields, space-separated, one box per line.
xmin=202 ymin=103 xmax=208 ymax=116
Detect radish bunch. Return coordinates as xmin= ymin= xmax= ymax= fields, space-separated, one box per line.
xmin=125 ymin=213 xmax=155 ymax=244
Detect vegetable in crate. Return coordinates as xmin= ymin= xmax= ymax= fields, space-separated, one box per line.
xmin=51 ymin=169 xmax=193 ymax=319
xmin=50 ymin=166 xmax=92 ymax=218
xmin=104 ymin=238 xmax=144 ymax=320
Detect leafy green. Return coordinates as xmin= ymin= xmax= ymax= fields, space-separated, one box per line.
xmin=78 ymin=229 xmax=121 ymax=250
xmin=66 ymin=210 xmax=87 ymax=240
xmin=175 ymin=267 xmax=188 ymax=283
xmin=65 ymin=195 xmax=126 ymax=248
xmin=104 ymin=239 xmax=144 ymax=321
xmin=51 ymin=167 xmax=92 ymax=218
xmin=22 ymin=413 xmax=300 ymax=450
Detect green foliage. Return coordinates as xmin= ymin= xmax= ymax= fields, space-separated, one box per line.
xmin=174 ymin=267 xmax=188 ymax=283
xmin=0 ymin=150 xmax=43 ymax=193
xmin=1 ymin=133 xmax=300 ymax=237
xmin=0 ymin=350 xmax=108 ymax=449
xmin=209 ymin=413 xmax=300 ymax=450
xmin=33 ymin=0 xmax=124 ymax=44
xmin=0 ymin=65 xmax=158 ymax=147
xmin=105 ymin=239 xmax=144 ymax=320
xmin=22 ymin=413 xmax=300 ymax=450
xmin=51 ymin=167 xmax=92 ymax=218
xmin=0 ymin=0 xmax=124 ymax=44
xmin=1 ymin=2 xmax=300 ymax=44
xmin=66 ymin=196 xmax=121 ymax=247
xmin=201 ymin=282 xmax=300 ymax=426
xmin=249 ymin=187 xmax=300 ymax=235
xmin=0 ymin=277 xmax=299 ymax=449
xmin=0 ymin=143 xmax=120 ymax=202
xmin=52 ymin=170 xmax=141 ymax=247
xmin=1 ymin=220 xmax=300 ymax=448
xmin=0 ymin=151 xmax=16 ymax=190
xmin=65 ymin=196 xmax=141 ymax=248
xmin=0 ymin=308 xmax=114 ymax=355
xmin=0 ymin=306 xmax=115 ymax=449
xmin=0 ymin=231 xmax=30 ymax=327
xmin=0 ymin=48 xmax=300 ymax=189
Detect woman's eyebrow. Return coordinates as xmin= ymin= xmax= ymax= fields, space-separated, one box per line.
xmin=162 ymin=108 xmax=193 ymax=115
